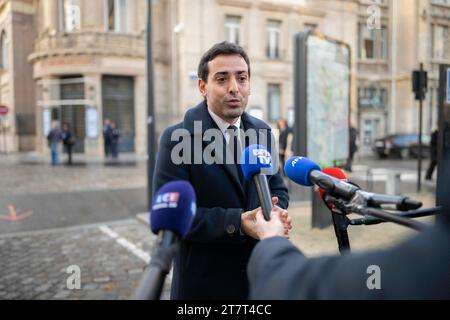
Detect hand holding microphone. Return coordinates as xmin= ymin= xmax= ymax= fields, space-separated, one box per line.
xmin=240 ymin=144 xmax=292 ymax=240
xmin=241 ymin=196 xmax=292 ymax=240
xmin=254 ymin=206 xmax=290 ymax=240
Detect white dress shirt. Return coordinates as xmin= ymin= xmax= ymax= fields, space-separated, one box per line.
xmin=207 ymin=107 xmax=242 ymax=145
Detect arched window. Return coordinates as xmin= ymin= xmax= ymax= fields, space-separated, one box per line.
xmin=0 ymin=31 xmax=8 ymax=70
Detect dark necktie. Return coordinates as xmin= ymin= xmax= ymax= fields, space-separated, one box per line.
xmin=227 ymin=125 xmax=245 ymax=185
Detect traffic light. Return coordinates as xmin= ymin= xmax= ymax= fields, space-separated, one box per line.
xmin=412 ymin=70 xmax=427 ymax=101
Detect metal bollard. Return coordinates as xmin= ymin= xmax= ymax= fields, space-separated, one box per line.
xmin=366 ymin=168 xmax=373 ymax=192
xmin=386 ymin=172 xmax=401 ymax=195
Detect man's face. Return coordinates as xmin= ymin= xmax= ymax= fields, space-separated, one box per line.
xmin=198 ymin=54 xmax=250 ymax=123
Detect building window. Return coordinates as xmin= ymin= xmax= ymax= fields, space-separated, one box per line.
xmin=59 ymin=0 xmax=81 ymax=32
xmin=225 ymin=15 xmax=241 ymax=45
xmin=106 ymin=0 xmax=128 ymax=33
xmin=0 ymin=31 xmax=8 ymax=70
xmin=266 ymin=20 xmax=281 ymax=59
xmin=358 ymin=23 xmax=388 ymax=60
xmin=358 ymin=87 xmax=387 ymax=109
xmin=268 ymin=84 xmax=281 ymax=122
xmin=432 ymin=24 xmax=449 ymax=60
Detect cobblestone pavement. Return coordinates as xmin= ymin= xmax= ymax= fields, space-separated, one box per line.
xmin=0 ymin=219 xmax=171 ymax=300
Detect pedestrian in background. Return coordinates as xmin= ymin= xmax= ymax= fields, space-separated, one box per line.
xmin=346 ymin=126 xmax=358 ymax=172
xmin=277 ymin=118 xmax=293 ymax=175
xmin=47 ymin=122 xmax=62 ymax=166
xmin=425 ymin=128 xmax=438 ymax=180
xmin=62 ymin=122 xmax=75 ymax=165
xmin=110 ymin=122 xmax=120 ymax=159
xmin=103 ymin=118 xmax=112 ymax=158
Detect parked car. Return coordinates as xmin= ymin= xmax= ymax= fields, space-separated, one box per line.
xmin=373 ymin=133 xmax=430 ymax=159
xmin=409 ymin=134 xmax=431 ymax=158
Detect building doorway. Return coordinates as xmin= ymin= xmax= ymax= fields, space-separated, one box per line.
xmin=102 ymin=75 xmax=135 ymax=152
xmin=60 ymin=76 xmax=86 ymax=153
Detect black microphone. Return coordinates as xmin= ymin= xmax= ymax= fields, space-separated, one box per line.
xmin=240 ymin=144 xmax=274 ymax=221
xmin=285 ymin=156 xmax=422 ymax=211
xmin=133 ymin=180 xmax=196 ymax=300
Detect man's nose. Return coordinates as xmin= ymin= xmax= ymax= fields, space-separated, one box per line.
xmin=228 ymin=77 xmax=239 ymax=94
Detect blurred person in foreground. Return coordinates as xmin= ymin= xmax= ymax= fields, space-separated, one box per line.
xmin=247 ymin=207 xmax=450 ymax=299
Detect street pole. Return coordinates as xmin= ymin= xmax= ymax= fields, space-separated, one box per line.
xmin=417 ymin=62 xmax=424 ymax=193
xmin=147 ymin=0 xmax=156 ymax=211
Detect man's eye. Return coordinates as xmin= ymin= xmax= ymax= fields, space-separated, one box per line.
xmin=217 ymin=78 xmax=226 ymax=82
xmin=239 ymin=77 xmax=248 ymax=82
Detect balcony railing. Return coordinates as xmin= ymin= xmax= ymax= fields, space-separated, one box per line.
xmin=30 ymin=31 xmax=147 ymax=61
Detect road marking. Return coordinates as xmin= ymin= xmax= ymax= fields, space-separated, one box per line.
xmin=351 ymin=173 xmax=418 ymax=182
xmin=99 ymin=225 xmax=151 ymax=263
xmin=98 ymin=225 xmax=173 ymax=281
xmin=0 ymin=205 xmax=33 ymax=222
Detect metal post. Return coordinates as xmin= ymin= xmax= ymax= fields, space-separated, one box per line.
xmin=387 ymin=172 xmax=401 ymax=195
xmin=147 ymin=0 xmax=156 ymax=210
xmin=417 ymin=62 xmax=424 ymax=192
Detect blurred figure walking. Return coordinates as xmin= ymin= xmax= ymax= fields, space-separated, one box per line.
xmin=47 ymin=122 xmax=62 ymax=166
xmin=103 ymin=118 xmax=112 ymax=158
xmin=346 ymin=126 xmax=358 ymax=172
xmin=110 ymin=122 xmax=121 ymax=159
xmin=62 ymin=122 xmax=76 ymax=165
xmin=277 ymin=118 xmax=293 ymax=175
xmin=425 ymin=128 xmax=438 ymax=180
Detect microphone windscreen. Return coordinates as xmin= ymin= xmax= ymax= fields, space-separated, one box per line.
xmin=150 ymin=180 xmax=196 ymax=238
xmin=284 ymin=156 xmax=321 ymax=186
xmin=240 ymin=144 xmax=273 ymax=181
xmin=318 ymin=167 xmax=347 ymax=199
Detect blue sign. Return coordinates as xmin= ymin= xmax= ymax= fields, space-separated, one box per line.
xmin=447 ymin=68 xmax=450 ymax=104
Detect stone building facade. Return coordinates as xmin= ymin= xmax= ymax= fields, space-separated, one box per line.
xmin=1 ymin=0 xmax=449 ymax=156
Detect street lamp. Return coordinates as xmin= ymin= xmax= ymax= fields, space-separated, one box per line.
xmin=147 ymin=0 xmax=156 ymax=211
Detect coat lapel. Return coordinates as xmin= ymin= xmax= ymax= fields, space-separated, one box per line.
xmin=183 ymin=101 xmax=246 ymax=202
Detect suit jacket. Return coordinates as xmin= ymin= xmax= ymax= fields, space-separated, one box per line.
xmin=248 ymin=221 xmax=450 ymax=299
xmin=153 ymin=101 xmax=289 ymax=299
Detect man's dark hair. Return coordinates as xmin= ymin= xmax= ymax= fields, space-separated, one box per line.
xmin=197 ymin=41 xmax=251 ymax=82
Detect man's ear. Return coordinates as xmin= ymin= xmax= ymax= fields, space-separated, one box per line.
xmin=198 ymin=79 xmax=207 ymax=97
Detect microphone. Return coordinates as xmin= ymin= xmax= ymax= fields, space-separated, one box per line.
xmin=285 ymin=156 xmax=422 ymax=211
xmin=133 ymin=180 xmax=196 ymax=300
xmin=241 ymin=144 xmax=274 ymax=221
xmin=317 ymin=167 xmax=350 ymax=211
xmin=317 ymin=167 xmax=348 ymax=200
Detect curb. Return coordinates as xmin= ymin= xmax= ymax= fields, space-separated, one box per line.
xmin=136 ymin=212 xmax=150 ymax=226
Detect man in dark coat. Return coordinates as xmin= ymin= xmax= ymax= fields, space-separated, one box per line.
xmin=247 ymin=207 xmax=450 ymax=299
xmin=425 ymin=128 xmax=438 ymax=180
xmin=153 ymin=42 xmax=290 ymax=300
